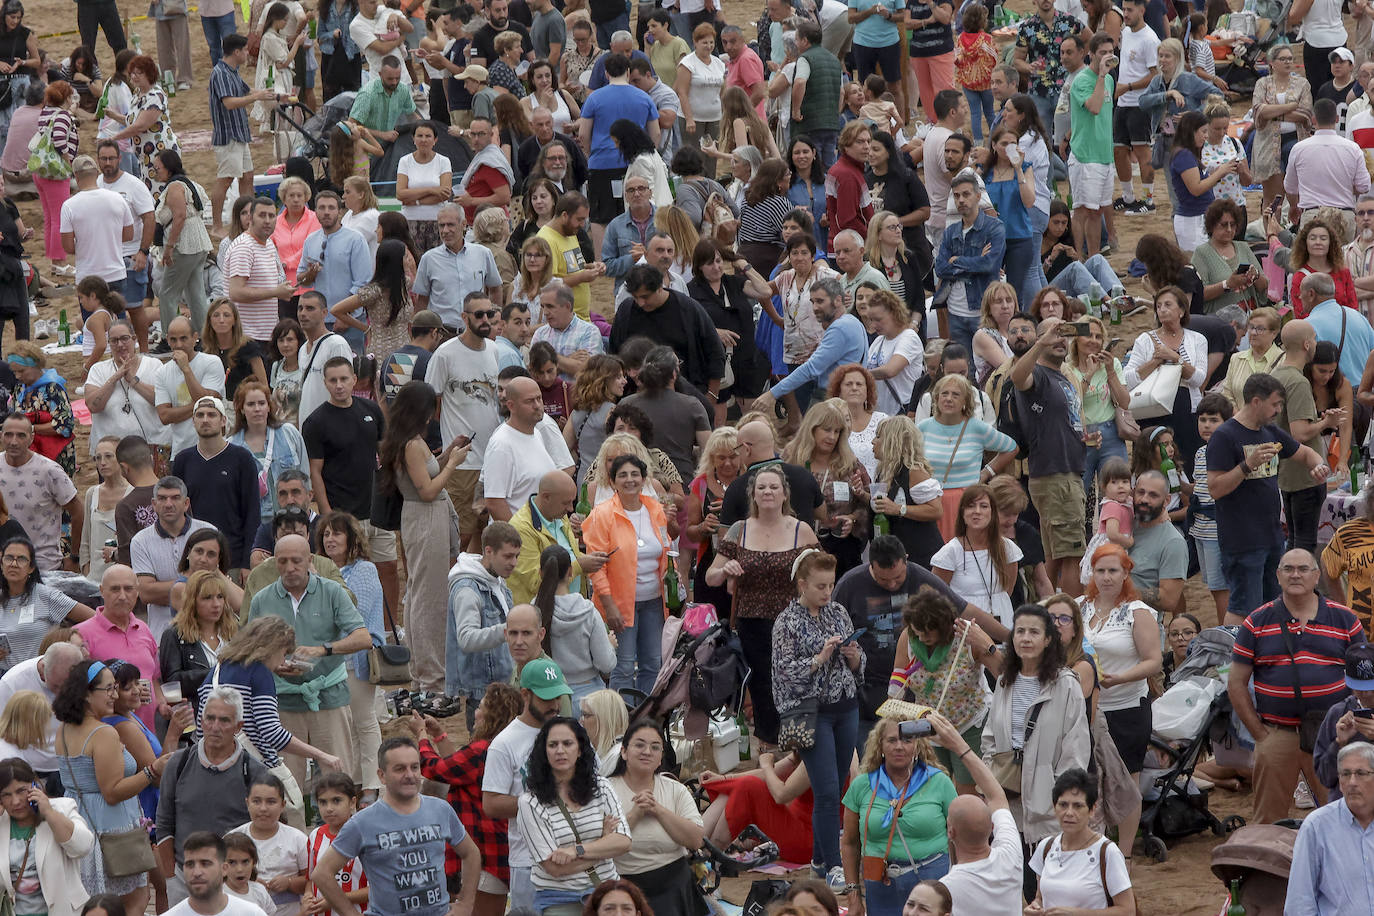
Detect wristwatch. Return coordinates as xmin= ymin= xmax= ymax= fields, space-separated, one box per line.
xmin=323 ymin=642 xmax=333 ymax=656
xmin=575 ymin=844 xmax=585 ymax=859
xmin=842 ymin=884 xmax=862 ymax=896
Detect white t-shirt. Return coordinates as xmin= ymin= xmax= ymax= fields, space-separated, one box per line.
xmin=342 ymin=208 xmax=380 ymax=260
xmin=944 ymin=808 xmax=1025 ymax=916
xmin=866 ymin=329 xmax=923 ymax=416
xmin=155 ymin=352 xmax=228 ymax=457
xmin=227 ymin=823 xmax=309 ymax=916
xmin=679 ymin=54 xmax=726 ymax=122
xmin=59 ymin=188 xmax=135 ymax=283
xmin=625 ymin=504 xmax=664 ymax=600
xmin=227 ymin=882 xmax=276 ymax=914
xmin=1080 ymin=597 xmax=1155 ymax=711
xmin=87 ymin=354 xmax=170 ymax=452
xmin=164 ymin=893 xmax=270 ymax=916
xmin=536 ymin=414 xmax=574 ymax=469
xmin=1117 ymin=23 xmax=1160 ymax=108
xmin=97 ymin=171 xmax=155 ymax=257
xmin=349 ymin=7 xmax=413 ymax=83
xmin=482 ymin=717 xmax=541 ymax=867
xmin=397 ymin=153 xmax=453 ymax=221
xmin=296 ymin=331 xmax=357 ymax=428
xmin=607 ymin=774 xmax=703 ymax=874
xmin=483 ymin=423 xmax=560 ymax=515
xmin=931 ymin=536 xmax=1023 ymax=628
xmin=425 ymin=336 xmax=501 ymax=469
xmin=1029 ymin=834 xmax=1132 ymax=910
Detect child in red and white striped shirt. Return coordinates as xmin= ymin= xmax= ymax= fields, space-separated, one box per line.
xmin=302 ymin=773 xmax=368 ymax=916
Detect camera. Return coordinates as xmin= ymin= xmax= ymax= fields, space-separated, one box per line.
xmin=898 ymin=719 xmax=934 ymax=738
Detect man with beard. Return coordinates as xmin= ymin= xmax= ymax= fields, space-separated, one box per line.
xmin=1011 ymin=317 xmax=1086 ymax=596
xmin=482 ymin=659 xmax=574 ymax=916
xmin=299 ymin=191 xmax=372 ymax=354
xmin=1271 ymin=319 xmax=1337 ymax=555
xmin=1126 ymin=470 xmax=1187 ymax=617
xmin=517 ymin=110 xmax=588 ymax=191
xmin=314 ymin=738 xmax=481 ymax=916
xmin=1345 ymin=194 xmax=1374 ymax=315
xmin=983 ymin=313 xmax=1037 ymax=414
xmin=166 ymin=833 xmax=269 ymax=916
xmin=472 ymin=0 xmax=532 ymax=66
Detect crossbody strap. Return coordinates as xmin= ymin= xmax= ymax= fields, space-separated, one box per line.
xmin=552 ymin=795 xmax=603 ymax=885
xmin=301 ymin=332 xmax=339 ymax=380
xmin=1338 ymin=305 xmax=1348 ymax=361
xmin=942 ymin=420 xmax=970 ymax=485
xmin=1278 ymin=619 xmax=1307 ymax=711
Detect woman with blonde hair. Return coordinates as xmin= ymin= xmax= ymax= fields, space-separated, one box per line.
xmin=586 ymin=431 xmax=679 ymax=510
xmin=1221 ymin=306 xmax=1282 ymax=407
xmin=864 ymin=208 xmax=926 ymax=327
xmin=510 ymin=235 xmax=556 ymax=319
xmin=863 ymin=289 xmax=922 ymax=417
xmin=578 ymin=688 xmax=629 ymax=776
xmin=915 ymin=375 xmax=1016 ymax=536
xmin=199 ymin=616 xmax=344 ymax=774
xmin=653 ymin=206 xmax=699 ymax=277
xmin=202 ymin=299 xmax=268 ymax=403
xmin=970 ymin=281 xmax=1016 ymax=386
xmin=270 ymin=177 xmax=320 ymax=312
xmin=871 ymin=415 xmax=944 ymax=569
xmin=686 ymin=426 xmax=741 ymax=614
xmin=473 ymin=207 xmax=516 ymax=297
xmin=674 ymin=22 xmax=726 ymax=148
xmin=341 ymin=175 xmax=381 ymax=259
xmin=160 ymin=568 xmax=239 ymax=717
xmin=840 ymin=713 xmax=956 ymax=912
xmin=565 ymin=354 xmax=626 ymax=485
xmin=783 ymin=399 xmax=871 ymax=574
xmin=0 ymin=690 xmax=55 ymax=768
xmin=706 ymin=85 xmax=781 ymax=162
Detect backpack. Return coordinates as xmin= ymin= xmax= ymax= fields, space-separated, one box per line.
xmin=993 ymin=370 xmax=1029 ymax=460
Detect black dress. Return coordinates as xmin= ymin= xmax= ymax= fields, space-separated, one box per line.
xmin=881 ymin=462 xmax=943 ymax=570
xmin=688 ymin=274 xmax=767 ymax=399
xmin=0 ymin=199 xmax=27 ymax=337
xmin=214 ymin=339 xmax=265 ymax=403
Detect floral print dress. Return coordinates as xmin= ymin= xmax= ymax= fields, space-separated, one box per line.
xmin=12 ymin=375 xmax=75 ymax=475
xmin=130 ymin=86 xmax=179 ymax=199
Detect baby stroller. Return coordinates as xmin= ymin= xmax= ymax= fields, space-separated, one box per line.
xmin=630 ymin=615 xmax=750 ymax=744
xmin=1214 ymin=0 xmax=1294 ymax=94
xmin=1137 ymin=626 xmax=1247 ymax=861
xmin=1210 ymin=824 xmax=1297 ymax=915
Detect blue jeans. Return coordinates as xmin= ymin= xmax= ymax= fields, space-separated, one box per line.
xmin=812 ymin=129 xmax=839 ymax=174
xmin=797 ymin=705 xmax=859 ymax=872
xmin=611 ymin=597 xmax=664 ymax=694
xmin=1051 ymin=255 xmax=1124 ymax=298
xmin=1027 ymin=207 xmax=1049 ymax=303
xmin=595 ymin=12 xmax=629 ymax=51
xmin=201 ymin=11 xmax=237 ymax=66
xmin=123 ymin=256 xmax=149 ymax=304
xmin=1081 ymin=419 xmax=1129 ymax=492
xmin=568 ymin=678 xmax=603 ymax=711
xmin=1222 ymin=539 xmax=1282 ymax=620
xmin=508 ymin=866 xmax=536 ymax=916
xmin=0 ymin=74 xmax=29 ymax=138
xmin=863 ymin=852 xmax=950 ymax=914
xmin=947 ymin=310 xmax=980 ymax=357
xmin=963 ymin=88 xmax=994 ymax=141
xmin=1031 ymin=93 xmax=1057 ymax=143
xmin=1004 ymin=235 xmax=1037 ymax=313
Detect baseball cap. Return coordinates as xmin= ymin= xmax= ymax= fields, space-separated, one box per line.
xmin=455 ymin=64 xmax=488 ymax=82
xmin=72 ymin=155 xmax=98 ymax=174
xmin=1331 ymin=47 xmax=1355 ymax=64
xmin=1348 ymin=644 xmax=1374 ymax=691
xmin=411 ymin=310 xmax=447 ymax=331
xmin=192 ymin=395 xmax=227 ymax=417
xmin=519 ymin=658 xmax=572 ymax=699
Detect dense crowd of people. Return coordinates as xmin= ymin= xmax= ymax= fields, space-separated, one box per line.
xmin=0 ymin=0 xmax=1372 ymax=909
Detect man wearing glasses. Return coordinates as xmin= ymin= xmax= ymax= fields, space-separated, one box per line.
xmin=84 ymin=319 xmax=165 ymax=456
xmin=413 ymin=203 xmax=503 ymax=329
xmin=1287 ymin=740 xmax=1374 ymax=914
xmin=1230 ymin=548 xmax=1366 ymax=823
xmin=601 ymin=175 xmax=656 ymax=293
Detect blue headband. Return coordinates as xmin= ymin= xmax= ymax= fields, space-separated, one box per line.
xmin=85 ymin=661 xmax=107 ymax=684
xmin=337 ymin=122 xmax=352 ymax=137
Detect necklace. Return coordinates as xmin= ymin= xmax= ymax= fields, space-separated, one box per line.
xmin=630 ymin=505 xmax=647 ymax=548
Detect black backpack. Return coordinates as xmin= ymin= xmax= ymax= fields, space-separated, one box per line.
xmin=993 ymin=372 xmax=1030 ymax=460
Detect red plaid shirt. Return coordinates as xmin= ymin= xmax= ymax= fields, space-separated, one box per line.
xmin=418 ymin=737 xmax=509 ymax=883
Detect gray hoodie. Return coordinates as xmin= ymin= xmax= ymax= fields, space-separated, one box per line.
xmin=548 ymin=593 xmax=618 ymax=687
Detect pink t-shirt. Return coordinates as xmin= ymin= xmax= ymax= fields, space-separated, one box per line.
xmin=1097 ymin=498 xmax=1132 ymax=537
xmin=227 ymin=234 xmax=287 ymax=341
xmin=75 ymin=610 xmax=161 ymax=731
xmin=726 ymin=47 xmax=767 ymax=117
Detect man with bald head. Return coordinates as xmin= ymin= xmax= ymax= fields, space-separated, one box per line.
xmin=718 ymin=418 xmax=826 ymax=528
xmin=1231 ymin=548 xmax=1366 ymax=822
xmin=923 ymin=713 xmax=1018 ymax=914
xmin=508 ymin=470 xmax=608 ymax=604
xmin=77 ymin=565 xmax=159 ymax=728
xmin=0 ymin=639 xmax=86 ymax=785
xmin=247 ymin=534 xmax=370 ymax=792
xmin=154 ymin=315 xmax=227 ymax=458
xmin=1274 ymin=318 xmax=1341 ymax=554
xmin=483 ymin=376 xmax=570 ymax=521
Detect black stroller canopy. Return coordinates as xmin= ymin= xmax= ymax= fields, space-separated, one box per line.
xmin=371 ymin=120 xmax=474 ymax=194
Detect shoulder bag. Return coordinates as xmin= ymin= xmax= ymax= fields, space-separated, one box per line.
xmin=368 ymin=594 xmax=412 ymax=686
xmin=26 ymin=115 xmax=72 ymax=181
xmin=860 ymin=785 xmax=916 ymax=882
xmin=553 ymin=796 xmax=605 ymax=887
xmin=1128 ymin=332 xmax=1183 ymax=420
xmin=59 ymin=726 xmax=157 ymax=877
xmin=1278 ymin=619 xmax=1326 ymax=753
xmin=985 ymin=696 xmax=1044 ymax=795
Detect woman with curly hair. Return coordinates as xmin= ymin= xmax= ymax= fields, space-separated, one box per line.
xmin=565 ymin=354 xmax=626 ymax=485
xmin=517 ymin=716 xmax=632 ymax=910
xmin=1288 ymin=217 xmax=1356 ymax=317
xmin=1135 ymin=233 xmax=1205 ymax=314
xmin=409 ymin=681 xmax=523 ymax=916
xmin=522 ymin=59 xmax=581 ymax=135
xmin=827 ymin=365 xmax=887 ymax=481
xmin=870 ymin=415 xmax=945 ymax=567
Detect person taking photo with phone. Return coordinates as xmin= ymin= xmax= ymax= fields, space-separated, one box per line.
xmin=1314 ymin=643 xmax=1374 ymax=801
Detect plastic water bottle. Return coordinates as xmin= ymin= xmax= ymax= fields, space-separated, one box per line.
xmin=737 ymin=712 xmax=751 ymax=762
xmin=1088 ymin=281 xmax=1106 ymax=318
xmin=130 ymin=33 xmax=142 ymax=56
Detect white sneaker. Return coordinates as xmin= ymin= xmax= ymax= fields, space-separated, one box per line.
xmin=1295 ymin=774 xmax=1316 ymax=809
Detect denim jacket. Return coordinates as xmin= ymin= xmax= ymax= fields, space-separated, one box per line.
xmin=1139 ymin=71 xmax=1224 ymax=138
xmin=445 ymin=554 xmax=515 ymax=698
xmin=602 ymin=209 xmax=656 ymax=287
xmin=934 ymin=210 xmax=1006 ymax=311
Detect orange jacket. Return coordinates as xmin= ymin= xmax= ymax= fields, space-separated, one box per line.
xmin=582 ymin=493 xmax=670 ymax=628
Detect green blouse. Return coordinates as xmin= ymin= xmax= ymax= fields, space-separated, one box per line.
xmin=841 ymin=768 xmax=956 ymax=862
xmin=1191 ymin=238 xmax=1269 ymax=313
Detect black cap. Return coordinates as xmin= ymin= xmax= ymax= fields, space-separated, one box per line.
xmin=1348 ymin=643 xmax=1374 ymax=691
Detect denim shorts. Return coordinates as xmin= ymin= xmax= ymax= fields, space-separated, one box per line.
xmin=1195 ymin=535 xmax=1226 ymax=591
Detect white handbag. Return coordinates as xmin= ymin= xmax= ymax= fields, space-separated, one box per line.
xmin=1129 ymin=334 xmax=1184 ymax=421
